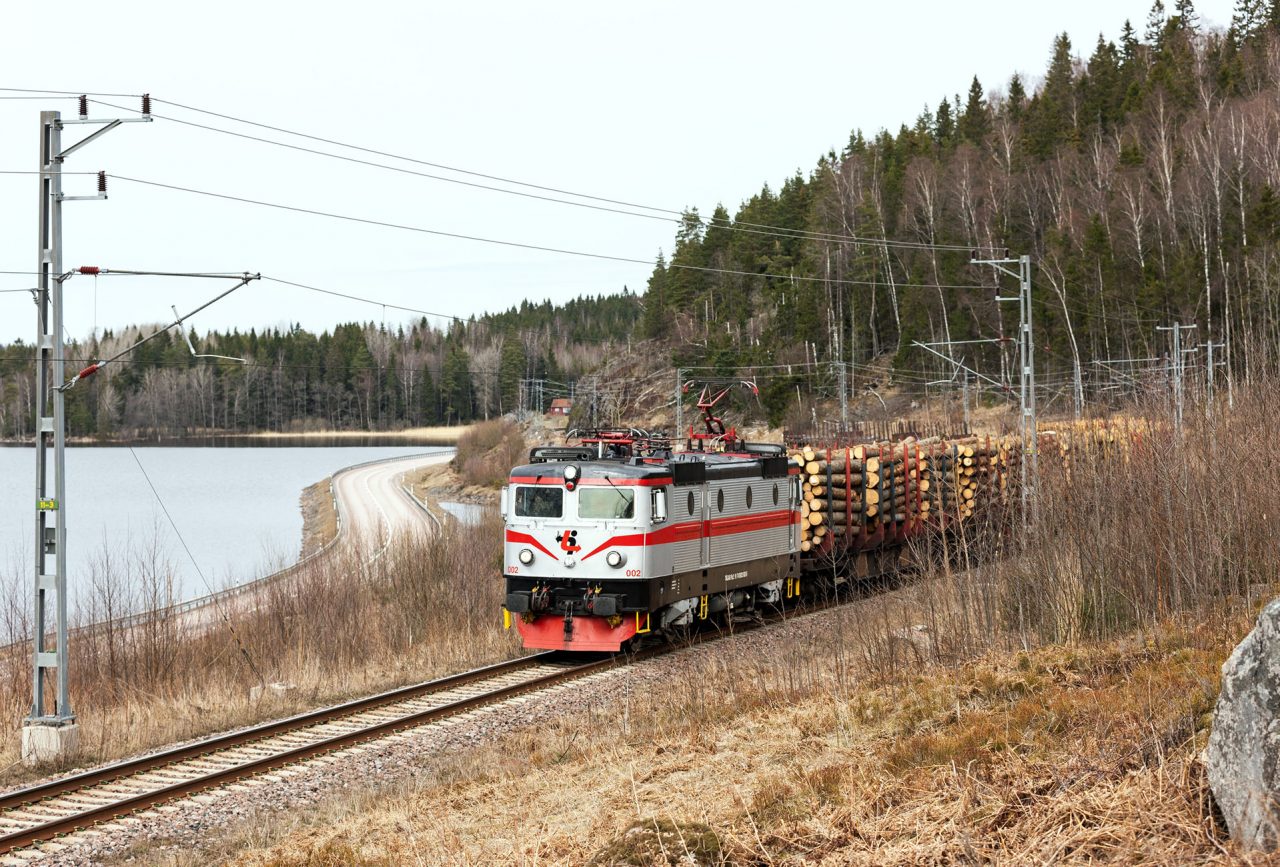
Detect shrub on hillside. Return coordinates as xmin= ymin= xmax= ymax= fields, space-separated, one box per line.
xmin=455 ymin=419 xmax=526 ymax=488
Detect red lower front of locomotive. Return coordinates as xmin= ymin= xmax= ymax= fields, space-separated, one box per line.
xmin=504 ymin=580 xmax=648 ymax=652
xmin=513 ymin=611 xmax=641 ymax=651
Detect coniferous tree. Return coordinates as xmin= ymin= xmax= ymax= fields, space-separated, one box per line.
xmin=1120 ymin=19 xmax=1140 ymax=63
xmin=1024 ymin=33 xmax=1077 ymax=158
xmin=1232 ymin=0 xmax=1268 ymax=39
xmin=1174 ymin=0 xmax=1199 ymax=31
xmin=640 ymin=252 xmax=669 ymax=339
xmin=1146 ymin=0 xmax=1167 ymax=43
xmin=442 ymin=345 xmax=473 ymax=425
xmin=959 ymin=76 xmax=990 ymax=143
xmin=1007 ymin=73 xmax=1027 ymax=121
xmin=1082 ymin=35 xmax=1124 ymax=131
xmin=497 ymin=336 xmax=526 ymax=415
xmin=933 ymin=97 xmax=955 ymax=145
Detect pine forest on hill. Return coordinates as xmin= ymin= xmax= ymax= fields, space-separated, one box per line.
xmin=4 ymin=0 xmax=1280 ymax=437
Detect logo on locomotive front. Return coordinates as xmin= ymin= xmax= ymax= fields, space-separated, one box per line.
xmin=555 ymin=529 xmax=582 ymax=554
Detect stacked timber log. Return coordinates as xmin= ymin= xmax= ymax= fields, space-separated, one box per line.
xmin=790 ymin=436 xmax=1021 ymax=553
xmin=1044 ymin=417 xmax=1146 ymax=479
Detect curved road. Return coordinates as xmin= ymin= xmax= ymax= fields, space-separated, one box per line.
xmin=331 ymin=451 xmax=453 ymax=558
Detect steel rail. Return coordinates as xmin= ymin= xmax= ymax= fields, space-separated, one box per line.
xmin=0 ymin=654 xmax=618 ymax=853
xmin=0 ymin=651 xmax=555 ymax=815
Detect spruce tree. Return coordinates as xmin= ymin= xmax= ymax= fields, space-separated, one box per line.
xmin=442 ymin=345 xmax=473 ymax=424
xmin=1120 ymin=19 xmax=1139 ymax=64
xmin=1146 ymin=0 xmax=1167 ymax=43
xmin=497 ymin=336 xmax=526 ymax=415
xmin=1082 ymin=35 xmax=1123 ymax=131
xmin=1024 ymin=33 xmax=1077 ymax=158
xmin=933 ymin=97 xmax=955 ymax=145
xmin=640 ymin=251 xmax=669 ymax=339
xmin=1007 ymin=73 xmax=1027 ymax=120
xmin=1175 ymin=0 xmax=1199 ymax=31
xmin=1231 ymin=0 xmax=1268 ymax=39
xmin=959 ymin=76 xmax=990 ymax=143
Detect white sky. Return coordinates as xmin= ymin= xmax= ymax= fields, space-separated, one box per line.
xmin=0 ymin=0 xmax=1238 ymax=344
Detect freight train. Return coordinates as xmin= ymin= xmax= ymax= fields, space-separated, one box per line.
xmin=499 ymin=379 xmax=1017 ymax=651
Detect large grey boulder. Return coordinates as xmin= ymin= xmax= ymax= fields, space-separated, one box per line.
xmin=1208 ymin=599 xmax=1280 ymax=849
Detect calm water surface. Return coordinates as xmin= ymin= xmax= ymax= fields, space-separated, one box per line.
xmin=438 ymin=501 xmax=488 ymax=526
xmin=0 ymin=444 xmax=451 ymax=604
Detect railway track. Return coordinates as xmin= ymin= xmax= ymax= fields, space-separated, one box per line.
xmin=0 ymin=590 xmax=855 ymax=859
xmin=0 ymin=651 xmax=615 ymax=857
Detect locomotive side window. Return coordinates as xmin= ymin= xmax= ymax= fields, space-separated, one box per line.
xmin=772 ymin=483 xmax=779 ymax=506
xmin=717 ymin=489 xmax=725 ymax=513
xmin=687 ymin=491 xmax=696 ymax=515
xmin=578 ymin=487 xmax=635 ymax=519
xmin=745 ymin=486 xmax=754 ymax=509
xmin=514 ymin=486 xmax=563 ymax=518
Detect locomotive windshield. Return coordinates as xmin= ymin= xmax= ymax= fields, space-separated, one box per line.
xmin=578 ymin=487 xmax=635 ymax=519
xmin=514 ymin=486 xmax=563 ymax=518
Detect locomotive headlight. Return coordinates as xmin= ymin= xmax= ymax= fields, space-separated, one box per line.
xmin=606 ymin=550 xmax=626 ymax=568
xmin=518 ymin=548 xmax=534 ymax=565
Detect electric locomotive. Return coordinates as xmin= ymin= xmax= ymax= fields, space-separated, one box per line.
xmin=501 ymin=428 xmax=803 ymax=651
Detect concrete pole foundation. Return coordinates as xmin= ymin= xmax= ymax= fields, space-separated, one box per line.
xmin=21 ymin=721 xmax=79 ymax=766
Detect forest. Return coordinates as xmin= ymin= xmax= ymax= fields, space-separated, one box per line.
xmin=3 ymin=0 xmax=1280 ymax=436
xmin=0 ymin=292 xmax=641 ymax=438
xmin=639 ymin=0 xmax=1280 ymax=420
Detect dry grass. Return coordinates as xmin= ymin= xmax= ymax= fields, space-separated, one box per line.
xmin=160 ymin=609 xmax=1244 ymax=866
xmin=453 ymin=419 xmax=526 ymax=488
xmin=297 ymin=479 xmax=338 ymax=558
xmin=0 ymin=509 xmax=518 ymax=789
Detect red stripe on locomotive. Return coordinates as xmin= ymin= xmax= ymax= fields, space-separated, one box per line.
xmin=579 ymin=509 xmax=800 ymax=560
xmin=507 ymin=476 xmax=673 ymax=487
xmin=504 ymin=530 xmax=560 ymax=561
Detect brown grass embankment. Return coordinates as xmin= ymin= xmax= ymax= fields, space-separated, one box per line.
xmin=453 ymin=419 xmax=526 ymax=489
xmin=0 ymin=508 xmax=516 ymax=789
xmin=177 ymin=602 xmax=1238 ymax=866
xmin=297 ymin=479 xmax=338 ymax=558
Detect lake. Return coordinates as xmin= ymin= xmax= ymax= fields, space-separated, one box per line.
xmin=0 ymin=443 xmax=454 ymax=608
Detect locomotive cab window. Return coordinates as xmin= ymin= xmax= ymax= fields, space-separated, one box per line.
xmin=578 ymin=487 xmax=635 ymax=519
xmin=514 ymin=486 xmax=563 ymax=518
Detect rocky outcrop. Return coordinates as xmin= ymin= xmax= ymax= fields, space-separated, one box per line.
xmin=1207 ymin=599 xmax=1280 ymax=850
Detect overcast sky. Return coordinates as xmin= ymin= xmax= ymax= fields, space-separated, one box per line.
xmin=0 ymin=0 xmax=1238 ymax=344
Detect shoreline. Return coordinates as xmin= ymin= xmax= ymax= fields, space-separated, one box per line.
xmin=0 ymin=425 xmax=470 ymax=447
xmin=245 ymin=426 xmax=468 ymax=442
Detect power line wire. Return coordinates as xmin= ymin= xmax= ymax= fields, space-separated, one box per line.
xmin=108 ymin=174 xmax=993 ymax=292
xmin=90 ymin=98 xmax=994 ymax=254
xmin=0 ymin=87 xmax=142 ymax=98
xmin=262 ymin=276 xmax=470 ymax=324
